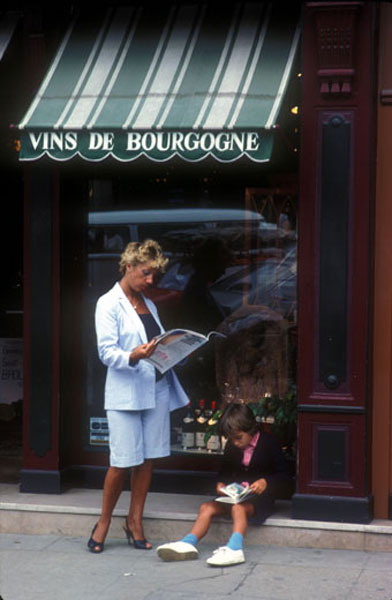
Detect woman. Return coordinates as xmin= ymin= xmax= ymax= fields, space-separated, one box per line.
xmin=88 ymin=239 xmax=189 ymax=553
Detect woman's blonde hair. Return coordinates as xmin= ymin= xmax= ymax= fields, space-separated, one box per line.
xmin=119 ymin=239 xmax=168 ymax=274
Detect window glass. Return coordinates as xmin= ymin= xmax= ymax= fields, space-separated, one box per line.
xmin=85 ymin=179 xmax=298 ymax=458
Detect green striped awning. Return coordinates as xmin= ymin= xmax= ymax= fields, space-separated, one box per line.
xmin=19 ymin=2 xmax=300 ymax=163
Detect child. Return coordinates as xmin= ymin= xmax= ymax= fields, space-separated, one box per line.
xmin=156 ymin=402 xmax=293 ymax=567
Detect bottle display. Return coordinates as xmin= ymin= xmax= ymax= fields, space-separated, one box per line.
xmin=181 ymin=403 xmax=195 ymax=450
xmin=195 ymin=398 xmax=207 ymax=450
xmin=204 ymin=401 xmax=213 ymax=421
xmin=206 ymin=400 xmax=220 ymax=452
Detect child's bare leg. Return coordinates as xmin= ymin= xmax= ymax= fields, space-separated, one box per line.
xmin=190 ymin=500 xmax=228 ymax=540
xmin=231 ymin=501 xmax=255 ymax=536
xmin=206 ymin=502 xmax=255 ymax=567
xmin=156 ymin=501 xmax=227 ymax=561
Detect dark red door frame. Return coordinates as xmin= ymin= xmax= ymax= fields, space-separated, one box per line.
xmin=294 ymin=1 xmax=376 ymax=522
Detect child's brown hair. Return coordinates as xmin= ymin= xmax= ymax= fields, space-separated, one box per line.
xmin=219 ymin=403 xmax=259 ymax=439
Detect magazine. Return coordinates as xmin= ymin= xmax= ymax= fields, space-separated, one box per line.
xmin=146 ymin=328 xmax=226 ymax=374
xmin=215 ymin=482 xmax=255 ymax=504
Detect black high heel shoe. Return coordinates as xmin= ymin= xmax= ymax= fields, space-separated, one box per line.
xmin=87 ymin=523 xmax=104 ymax=554
xmin=123 ymin=519 xmax=152 ymax=550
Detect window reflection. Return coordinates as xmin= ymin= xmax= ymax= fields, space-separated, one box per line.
xmin=85 ymin=186 xmax=298 ymax=453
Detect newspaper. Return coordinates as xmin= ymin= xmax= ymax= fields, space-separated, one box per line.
xmin=146 ymin=329 xmax=226 ymax=374
xmin=215 ymin=482 xmax=255 ymax=504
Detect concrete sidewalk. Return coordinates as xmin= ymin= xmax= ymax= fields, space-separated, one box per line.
xmin=1 ymin=532 xmax=392 ymax=600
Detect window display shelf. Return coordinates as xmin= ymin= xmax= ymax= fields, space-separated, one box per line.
xmin=170 ymin=443 xmax=223 ymax=457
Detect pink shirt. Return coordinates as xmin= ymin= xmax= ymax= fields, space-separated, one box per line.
xmin=242 ymin=431 xmax=260 ymax=467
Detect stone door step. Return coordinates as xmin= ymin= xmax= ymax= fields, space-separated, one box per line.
xmin=0 ymin=484 xmax=391 ymax=552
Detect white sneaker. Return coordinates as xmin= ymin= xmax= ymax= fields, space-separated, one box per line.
xmin=156 ymin=541 xmax=199 ymax=562
xmin=206 ymin=546 xmax=245 ymax=567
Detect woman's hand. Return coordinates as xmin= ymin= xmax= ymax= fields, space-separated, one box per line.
xmin=129 ymin=339 xmax=157 ymax=363
xmin=249 ymin=478 xmax=268 ymax=495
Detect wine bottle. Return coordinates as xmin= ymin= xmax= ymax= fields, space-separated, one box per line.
xmin=205 ymin=401 xmax=213 ymax=421
xmin=206 ymin=400 xmax=220 ymax=452
xmin=181 ymin=403 xmax=195 ymax=450
xmin=195 ymin=398 xmax=207 ymax=450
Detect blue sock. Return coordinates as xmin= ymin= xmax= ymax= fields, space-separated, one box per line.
xmin=226 ymin=532 xmax=243 ymax=551
xmin=181 ymin=533 xmax=198 ymax=546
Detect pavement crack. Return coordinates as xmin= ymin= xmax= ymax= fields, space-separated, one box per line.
xmin=230 ymin=561 xmax=257 ymax=594
xmin=39 ymin=536 xmax=61 ymax=551
xmin=173 ymin=571 xmax=228 ymax=586
xmin=343 ymin=565 xmax=366 ymax=600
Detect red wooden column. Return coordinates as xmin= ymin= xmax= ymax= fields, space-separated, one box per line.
xmin=373 ymin=2 xmax=392 ymax=520
xmin=293 ymin=1 xmax=376 ymax=523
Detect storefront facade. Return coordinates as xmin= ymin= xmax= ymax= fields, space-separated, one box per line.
xmin=15 ymin=1 xmax=387 ymax=524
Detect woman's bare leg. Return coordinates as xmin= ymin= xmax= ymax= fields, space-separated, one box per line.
xmin=127 ymin=459 xmax=153 ymax=545
xmin=91 ymin=466 xmax=127 ymax=548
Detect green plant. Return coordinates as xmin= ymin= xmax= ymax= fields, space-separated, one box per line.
xmin=203 ymin=387 xmax=297 ymax=458
xmin=255 ymin=385 xmax=297 ymax=458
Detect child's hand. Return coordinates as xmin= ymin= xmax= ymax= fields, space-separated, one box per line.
xmin=249 ymin=478 xmax=267 ymax=495
xmin=216 ymin=482 xmax=226 ymax=495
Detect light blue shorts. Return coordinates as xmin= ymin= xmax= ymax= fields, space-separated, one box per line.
xmin=107 ymin=376 xmax=171 ymax=468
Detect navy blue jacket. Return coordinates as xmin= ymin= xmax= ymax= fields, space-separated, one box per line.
xmin=218 ymin=428 xmax=293 ymax=499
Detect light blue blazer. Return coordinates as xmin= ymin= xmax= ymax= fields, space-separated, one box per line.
xmin=95 ymin=282 xmax=189 ymax=411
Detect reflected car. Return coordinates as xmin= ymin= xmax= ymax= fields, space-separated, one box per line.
xmin=86 ymin=208 xmax=293 ymax=318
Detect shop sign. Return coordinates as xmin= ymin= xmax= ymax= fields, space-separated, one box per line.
xmin=19 ymin=129 xmax=274 ymax=163
xmin=89 ymin=417 xmax=109 ymax=446
xmin=0 ymin=338 xmax=23 ymax=405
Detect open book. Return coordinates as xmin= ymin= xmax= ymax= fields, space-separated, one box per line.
xmin=146 ymin=328 xmax=226 ymax=374
xmin=215 ymin=482 xmax=255 ymax=504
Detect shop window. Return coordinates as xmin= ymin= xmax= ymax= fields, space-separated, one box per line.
xmin=84 ymin=181 xmax=298 ymax=460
